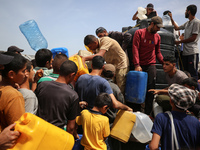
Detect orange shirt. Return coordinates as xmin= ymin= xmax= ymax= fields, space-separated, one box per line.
xmin=0 ymin=86 xmax=25 ymax=130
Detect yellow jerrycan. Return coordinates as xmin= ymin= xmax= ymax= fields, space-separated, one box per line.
xmin=110 ymin=110 xmax=136 ymax=143
xmin=9 ymin=113 xmax=74 ymax=150
xmin=69 ymin=55 xmax=89 ymax=81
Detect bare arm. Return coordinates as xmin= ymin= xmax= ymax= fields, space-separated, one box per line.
xmin=109 ymin=93 xmax=132 ymax=111
xmin=0 ymin=123 xmax=20 ymax=150
xmin=149 ymin=133 xmax=161 ymax=150
xmin=67 ymin=119 xmax=77 ymax=137
xmin=132 ymin=11 xmax=138 ymax=21
xmin=175 ymin=34 xmax=198 ymax=45
xmin=168 ymin=12 xmax=180 ymax=30
xmin=148 ymin=89 xmax=168 ymax=95
xmin=83 ymin=49 xmax=106 ymax=61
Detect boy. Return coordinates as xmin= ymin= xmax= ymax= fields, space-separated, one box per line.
xmin=0 ymin=54 xmax=27 ymax=130
xmin=36 ymin=60 xmax=79 ymax=136
xmin=76 ymin=93 xmax=112 ymax=150
xmin=149 ymin=84 xmax=200 ymax=150
xmin=19 ymin=60 xmax=38 ymax=114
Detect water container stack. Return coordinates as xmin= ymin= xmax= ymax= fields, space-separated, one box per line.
xmin=156 ymin=27 xmax=175 ymax=89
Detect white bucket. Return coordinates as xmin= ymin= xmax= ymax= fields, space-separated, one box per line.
xmin=137 ymin=7 xmax=147 ymax=20
xmin=138 ymin=7 xmax=146 ymax=15
xmin=131 ymin=112 xmax=153 ymax=143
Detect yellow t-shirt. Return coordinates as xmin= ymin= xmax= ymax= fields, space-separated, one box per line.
xmin=96 ymin=37 xmax=129 ymax=69
xmin=0 ymin=86 xmax=25 ymax=130
xmin=76 ymin=109 xmax=110 ymax=150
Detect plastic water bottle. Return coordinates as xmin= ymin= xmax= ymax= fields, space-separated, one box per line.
xmin=19 ymin=20 xmax=48 ymax=51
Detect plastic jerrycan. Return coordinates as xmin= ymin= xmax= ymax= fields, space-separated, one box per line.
xmin=132 ymin=112 xmax=153 ymax=143
xmin=110 ymin=110 xmax=136 ymax=143
xmin=51 ymin=47 xmax=69 ymax=58
xmin=9 ymin=113 xmax=74 ymax=150
xmin=19 ymin=20 xmax=48 ymax=51
xmin=125 ymin=71 xmax=148 ymax=104
xmin=69 ymin=55 xmax=89 ymax=81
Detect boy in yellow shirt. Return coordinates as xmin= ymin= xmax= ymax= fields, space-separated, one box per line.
xmin=76 ymin=93 xmax=112 ymax=150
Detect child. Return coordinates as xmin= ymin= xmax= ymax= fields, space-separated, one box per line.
xmin=149 ymin=84 xmax=200 ymax=150
xmin=76 ymin=93 xmax=112 ymax=150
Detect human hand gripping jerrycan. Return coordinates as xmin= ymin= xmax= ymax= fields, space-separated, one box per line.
xmin=9 ymin=113 xmax=74 ymax=150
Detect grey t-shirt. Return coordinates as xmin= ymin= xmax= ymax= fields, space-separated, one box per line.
xmin=18 ymin=88 xmax=38 ymax=115
xmin=165 ymin=69 xmax=188 ymax=86
xmin=179 ymin=18 xmax=200 ymax=55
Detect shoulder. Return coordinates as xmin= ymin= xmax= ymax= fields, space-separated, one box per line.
xmin=19 ymin=88 xmax=34 ymax=95
xmin=135 ymin=28 xmax=144 ymax=34
xmin=193 ymin=18 xmax=200 ymax=23
xmin=176 ymin=70 xmax=188 ymax=77
xmin=1 ymin=86 xmax=23 ymax=97
xmin=154 ymin=112 xmax=169 ymax=123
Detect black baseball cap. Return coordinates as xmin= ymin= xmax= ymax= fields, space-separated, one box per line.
xmin=0 ymin=53 xmax=14 ymax=65
xmin=7 ymin=46 xmax=24 ymax=53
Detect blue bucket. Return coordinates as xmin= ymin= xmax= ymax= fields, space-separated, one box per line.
xmin=72 ymin=134 xmax=83 ymax=150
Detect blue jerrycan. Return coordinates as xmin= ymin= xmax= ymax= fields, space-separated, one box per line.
xmin=125 ymin=71 xmax=148 ymax=103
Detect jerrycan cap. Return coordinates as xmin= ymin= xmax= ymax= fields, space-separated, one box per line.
xmin=20 ymin=113 xmax=31 ymax=125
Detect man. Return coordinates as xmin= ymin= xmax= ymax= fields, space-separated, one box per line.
xmin=101 ymin=64 xmax=125 ymax=124
xmin=36 ymin=60 xmax=79 ymax=136
xmin=149 ymin=56 xmax=189 ymax=114
xmin=132 ymin=16 xmax=164 ymax=115
xmin=75 ymin=56 xmax=132 ymax=111
xmin=19 ymin=60 xmax=38 ymax=114
xmin=7 ymin=46 xmax=24 ymax=55
xmin=83 ymin=35 xmax=129 ymax=94
xmin=132 ymin=3 xmax=157 ymax=24
xmin=101 ymin=64 xmax=125 ymax=150
xmin=169 ymin=5 xmax=200 ymax=79
xmin=149 ymin=56 xmax=188 ymax=95
xmin=150 ymin=84 xmax=200 ymax=150
xmin=0 ymin=54 xmax=27 ymax=130
xmin=95 ymin=27 xmax=132 ymax=53
xmin=38 ymin=53 xmax=68 ymax=83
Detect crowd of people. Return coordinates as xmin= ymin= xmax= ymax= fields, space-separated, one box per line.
xmin=0 ymin=3 xmax=200 ymax=150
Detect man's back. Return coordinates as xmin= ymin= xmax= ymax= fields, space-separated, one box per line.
xmin=75 ymin=74 xmax=113 ymax=109
xmin=98 ymin=37 xmax=129 ymax=69
xmin=152 ymin=111 xmax=200 ymax=150
xmin=36 ymin=81 xmax=79 ymax=128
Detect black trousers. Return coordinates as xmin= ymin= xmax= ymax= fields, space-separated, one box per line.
xmin=142 ymin=65 xmax=156 ymax=115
